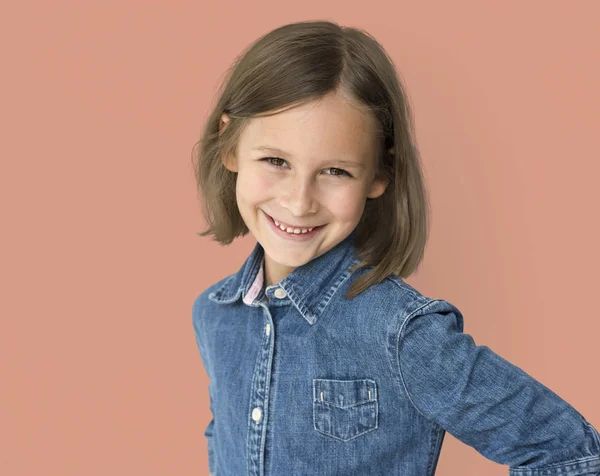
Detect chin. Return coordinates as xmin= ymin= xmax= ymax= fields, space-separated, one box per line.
xmin=266 ymin=249 xmax=313 ymax=267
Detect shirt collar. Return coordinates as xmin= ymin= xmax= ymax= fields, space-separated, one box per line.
xmin=207 ymin=230 xmax=361 ymax=325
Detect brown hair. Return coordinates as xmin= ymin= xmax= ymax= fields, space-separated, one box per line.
xmin=192 ymin=20 xmax=430 ymax=299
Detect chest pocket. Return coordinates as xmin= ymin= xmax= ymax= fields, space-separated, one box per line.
xmin=312 ymin=378 xmax=378 ymax=441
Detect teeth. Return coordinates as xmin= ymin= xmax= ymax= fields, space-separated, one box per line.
xmin=273 ymin=219 xmax=314 ymax=234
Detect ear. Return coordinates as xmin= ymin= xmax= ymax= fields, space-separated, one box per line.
xmin=219 ymin=113 xmax=238 ymax=173
xmin=219 ymin=112 xmax=230 ymax=134
xmin=366 ymin=175 xmax=389 ymax=199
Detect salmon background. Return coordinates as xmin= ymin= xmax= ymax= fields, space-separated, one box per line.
xmin=1 ymin=1 xmax=599 ymax=475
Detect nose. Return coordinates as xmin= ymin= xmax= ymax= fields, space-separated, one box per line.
xmin=279 ymin=175 xmax=319 ymax=216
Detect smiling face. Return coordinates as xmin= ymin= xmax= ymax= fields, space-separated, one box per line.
xmin=220 ymin=92 xmax=389 ymax=287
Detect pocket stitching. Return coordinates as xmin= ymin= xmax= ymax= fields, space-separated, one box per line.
xmin=312 ymin=378 xmax=379 ymax=441
xmin=313 ymin=378 xmax=377 ymax=405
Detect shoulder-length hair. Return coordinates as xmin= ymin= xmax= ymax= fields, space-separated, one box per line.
xmin=192 ymin=20 xmax=430 ymax=299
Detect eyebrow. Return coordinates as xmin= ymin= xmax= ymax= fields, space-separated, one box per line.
xmin=252 ymin=146 xmax=365 ymax=170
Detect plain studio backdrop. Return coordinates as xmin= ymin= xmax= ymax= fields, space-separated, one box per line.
xmin=1 ymin=1 xmax=598 ymax=475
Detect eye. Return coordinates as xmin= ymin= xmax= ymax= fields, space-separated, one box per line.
xmin=262 ymin=157 xmax=287 ymax=168
xmin=260 ymin=157 xmax=352 ymax=178
xmin=325 ymin=168 xmax=352 ymax=178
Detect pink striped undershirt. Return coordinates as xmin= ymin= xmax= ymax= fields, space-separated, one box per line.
xmin=242 ymin=256 xmax=265 ymax=305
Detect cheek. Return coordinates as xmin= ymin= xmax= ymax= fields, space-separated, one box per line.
xmin=324 ymin=185 xmax=366 ymax=218
xmin=254 ymin=168 xmax=282 ymax=192
xmin=237 ymin=172 xmax=274 ymax=202
xmin=257 ymin=174 xmax=275 ymax=190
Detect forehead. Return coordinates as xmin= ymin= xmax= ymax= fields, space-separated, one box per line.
xmin=239 ymin=95 xmax=378 ymax=163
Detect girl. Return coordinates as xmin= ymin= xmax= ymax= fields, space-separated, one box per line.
xmin=191 ymin=20 xmax=599 ymax=476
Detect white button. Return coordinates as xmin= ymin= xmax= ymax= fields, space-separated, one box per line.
xmin=274 ymin=288 xmax=287 ymax=299
xmin=252 ymin=407 xmax=262 ymax=423
xmin=265 ymin=323 xmax=271 ymax=336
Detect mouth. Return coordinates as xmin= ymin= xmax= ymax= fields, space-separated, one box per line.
xmin=263 ymin=211 xmax=325 ymax=240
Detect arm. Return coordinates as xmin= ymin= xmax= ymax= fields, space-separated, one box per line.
xmin=192 ymin=297 xmax=216 ymax=476
xmin=395 ymin=298 xmax=600 ymax=476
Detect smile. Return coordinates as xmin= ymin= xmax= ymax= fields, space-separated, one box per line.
xmin=265 ymin=212 xmax=322 ymax=232
xmin=263 ymin=211 xmax=325 ymax=241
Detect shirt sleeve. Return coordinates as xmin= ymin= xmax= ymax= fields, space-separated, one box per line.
xmin=192 ymin=296 xmax=217 ymax=476
xmin=395 ymin=298 xmax=600 ymax=476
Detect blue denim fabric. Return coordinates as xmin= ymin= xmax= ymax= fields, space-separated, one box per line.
xmin=192 ymin=231 xmax=600 ymax=475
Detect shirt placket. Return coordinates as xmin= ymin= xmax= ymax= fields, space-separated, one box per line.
xmin=246 ymin=284 xmax=288 ymax=476
xmin=246 ymin=309 xmax=272 ymax=476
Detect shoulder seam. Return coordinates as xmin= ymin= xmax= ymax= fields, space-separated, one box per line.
xmin=391 ymin=296 xmax=438 ymax=421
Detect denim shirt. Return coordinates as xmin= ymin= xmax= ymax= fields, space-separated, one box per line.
xmin=192 ymin=231 xmax=600 ymax=476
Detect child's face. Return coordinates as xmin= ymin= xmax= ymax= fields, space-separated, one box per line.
xmin=220 ymin=92 xmax=389 ymax=286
